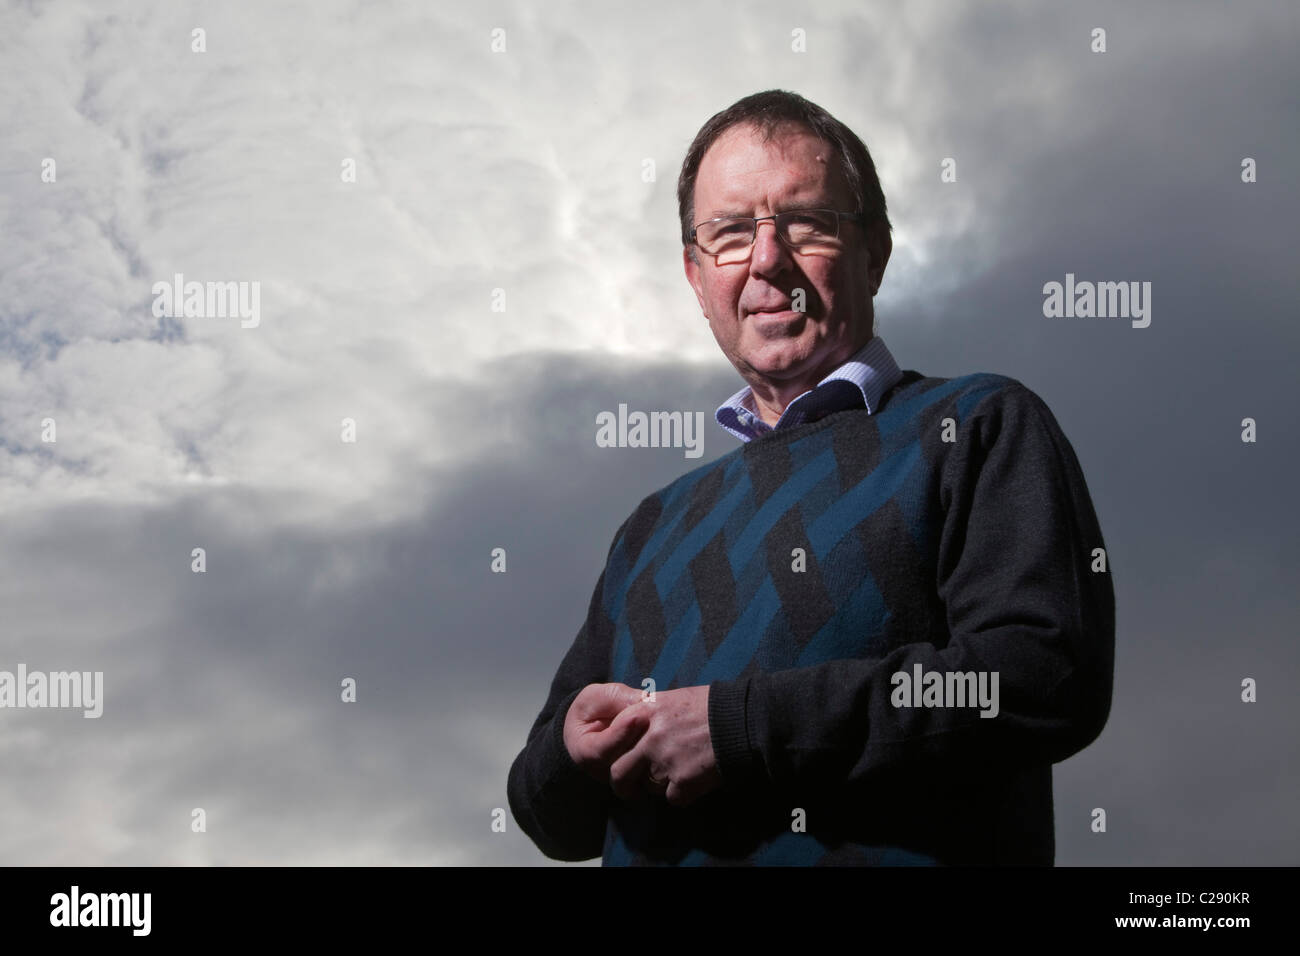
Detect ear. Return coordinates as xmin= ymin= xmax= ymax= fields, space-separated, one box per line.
xmin=683 ymin=245 xmax=709 ymax=318
xmin=865 ymin=221 xmax=893 ymax=293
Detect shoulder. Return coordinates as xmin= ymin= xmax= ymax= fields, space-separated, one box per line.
xmin=887 ymin=370 xmax=1057 ymax=426
xmin=897 ymin=368 xmax=1030 ymax=404
xmin=874 ymin=369 xmax=1050 ymax=430
xmin=876 ymin=372 xmax=1078 ymax=478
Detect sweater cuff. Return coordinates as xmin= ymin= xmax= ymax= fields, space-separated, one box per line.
xmin=708 ymin=677 xmax=766 ymax=786
xmin=527 ymin=686 xmax=610 ymax=811
xmin=548 ymin=687 xmax=599 ymax=785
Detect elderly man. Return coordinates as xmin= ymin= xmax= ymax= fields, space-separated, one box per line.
xmin=507 ymin=89 xmax=1114 ymax=865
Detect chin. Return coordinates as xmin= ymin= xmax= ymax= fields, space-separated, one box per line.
xmin=745 ymin=333 xmax=812 ymax=358
xmin=743 ymin=347 xmax=814 ymax=377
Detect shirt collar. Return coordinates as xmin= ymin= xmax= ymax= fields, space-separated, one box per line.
xmin=714 ymin=335 xmax=904 ymax=443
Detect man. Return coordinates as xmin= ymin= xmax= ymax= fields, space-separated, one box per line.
xmin=507 ymin=90 xmax=1114 ymax=865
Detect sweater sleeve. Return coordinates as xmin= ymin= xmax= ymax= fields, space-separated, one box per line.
xmin=706 ymin=382 xmax=1116 ymax=792
xmin=506 ymin=520 xmax=631 ymax=861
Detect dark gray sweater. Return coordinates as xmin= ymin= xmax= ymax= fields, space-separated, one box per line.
xmin=507 ymin=370 xmax=1115 ymax=864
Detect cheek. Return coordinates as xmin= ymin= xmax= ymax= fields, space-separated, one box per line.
xmin=826 ymin=257 xmax=867 ymax=305
xmin=708 ymin=273 xmax=745 ymax=314
xmin=808 ymin=265 xmax=840 ymax=311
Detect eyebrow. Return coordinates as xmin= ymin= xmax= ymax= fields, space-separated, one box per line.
xmin=702 ymin=200 xmax=832 ymax=220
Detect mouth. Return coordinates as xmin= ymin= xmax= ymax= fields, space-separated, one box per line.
xmin=745 ymin=309 xmax=806 ymax=337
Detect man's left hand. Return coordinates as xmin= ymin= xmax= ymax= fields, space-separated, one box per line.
xmin=608 ymin=685 xmax=723 ymax=808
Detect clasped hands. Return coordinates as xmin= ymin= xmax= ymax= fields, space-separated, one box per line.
xmin=562 ymin=682 xmax=723 ymax=808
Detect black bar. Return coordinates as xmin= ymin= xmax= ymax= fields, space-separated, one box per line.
xmin=0 ymin=865 xmax=1287 ymax=942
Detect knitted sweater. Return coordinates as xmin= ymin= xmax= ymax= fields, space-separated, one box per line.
xmin=507 ymin=369 xmax=1115 ymax=865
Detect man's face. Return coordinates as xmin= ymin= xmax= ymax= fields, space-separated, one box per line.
xmin=683 ymin=122 xmax=890 ymax=394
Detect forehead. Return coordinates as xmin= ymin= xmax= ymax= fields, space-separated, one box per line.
xmin=695 ymin=122 xmax=848 ymax=217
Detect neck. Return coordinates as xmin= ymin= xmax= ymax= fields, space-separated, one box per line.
xmin=747 ymin=332 xmax=874 ymax=427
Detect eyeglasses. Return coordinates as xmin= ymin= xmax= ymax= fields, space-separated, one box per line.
xmin=691 ymin=209 xmax=865 ymax=264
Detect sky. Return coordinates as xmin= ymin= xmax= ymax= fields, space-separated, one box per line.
xmin=0 ymin=0 xmax=1296 ymax=866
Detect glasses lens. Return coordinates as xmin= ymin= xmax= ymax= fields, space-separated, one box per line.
xmin=715 ymin=243 xmax=754 ymax=265
xmin=698 ymin=219 xmax=753 ymax=263
xmin=781 ymin=210 xmax=840 ymax=246
xmin=697 ymin=211 xmax=846 ymax=263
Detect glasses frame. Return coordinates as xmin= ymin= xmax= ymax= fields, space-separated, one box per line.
xmin=690 ymin=208 xmax=867 ymax=260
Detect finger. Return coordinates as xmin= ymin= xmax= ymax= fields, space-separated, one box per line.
xmin=582 ymin=682 xmax=644 ymax=723
xmin=665 ymin=762 xmax=723 ymax=808
xmin=664 ymin=778 xmax=696 ymax=808
xmin=589 ymin=704 xmax=650 ymax=765
xmin=607 ymin=698 xmax=651 ymax=735
xmin=608 ymin=735 xmax=652 ymax=801
xmin=606 ymin=682 xmax=648 ymax=711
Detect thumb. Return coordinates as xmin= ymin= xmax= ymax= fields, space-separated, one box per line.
xmin=593 ymin=702 xmax=650 ymax=764
xmin=600 ymin=681 xmax=646 ymax=714
xmin=574 ymin=682 xmax=636 ymax=722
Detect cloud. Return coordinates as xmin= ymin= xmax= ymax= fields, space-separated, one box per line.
xmin=0 ymin=0 xmax=1296 ymax=865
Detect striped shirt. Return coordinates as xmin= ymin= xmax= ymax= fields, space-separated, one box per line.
xmin=714 ymin=335 xmax=904 ymax=442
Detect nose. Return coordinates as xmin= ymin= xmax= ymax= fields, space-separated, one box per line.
xmin=749 ymin=218 xmax=793 ymax=278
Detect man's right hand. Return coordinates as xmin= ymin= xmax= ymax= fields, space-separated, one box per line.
xmin=563 ymin=683 xmax=651 ymax=783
